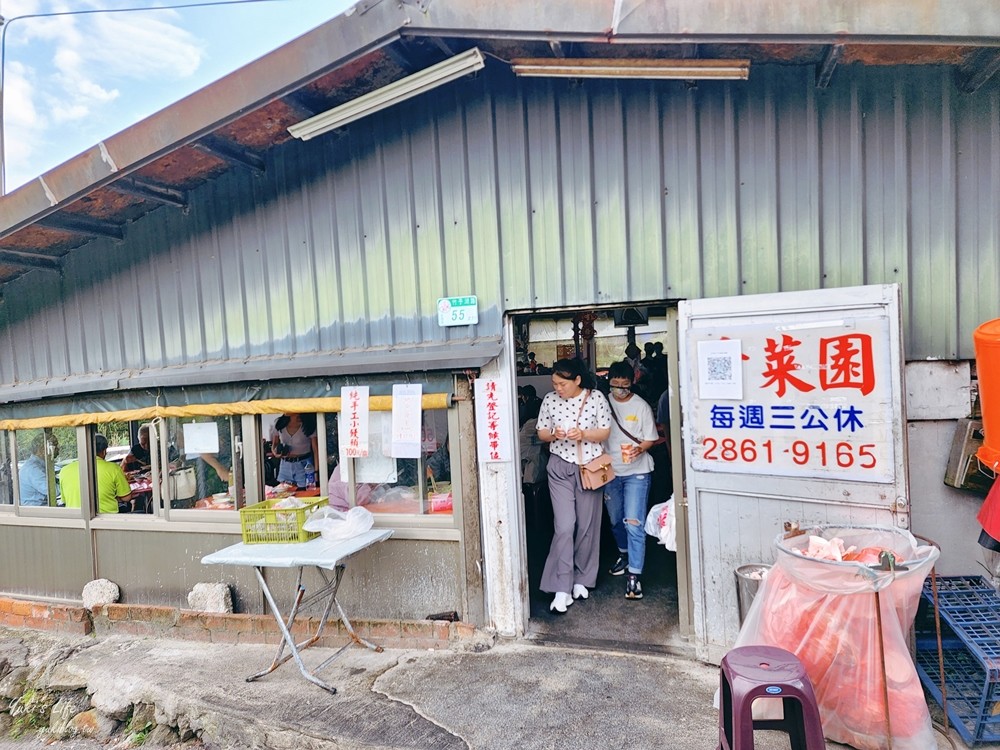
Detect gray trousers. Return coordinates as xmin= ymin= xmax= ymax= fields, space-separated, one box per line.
xmin=540 ymin=454 xmax=604 ymax=594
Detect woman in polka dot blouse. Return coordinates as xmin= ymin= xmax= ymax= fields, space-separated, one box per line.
xmin=535 ymin=358 xmax=612 ymax=613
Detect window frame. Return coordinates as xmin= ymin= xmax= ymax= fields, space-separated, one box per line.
xmin=0 ymin=392 xmax=463 ymax=540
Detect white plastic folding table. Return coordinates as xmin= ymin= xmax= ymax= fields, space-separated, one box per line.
xmin=202 ymin=528 xmax=393 ymax=694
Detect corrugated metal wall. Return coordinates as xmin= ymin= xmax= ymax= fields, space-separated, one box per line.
xmin=92 ymin=529 xmax=462 ymax=617
xmin=2 ymin=64 xmax=998 ymax=392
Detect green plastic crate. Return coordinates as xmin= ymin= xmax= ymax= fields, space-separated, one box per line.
xmin=239 ymin=496 xmax=327 ymax=544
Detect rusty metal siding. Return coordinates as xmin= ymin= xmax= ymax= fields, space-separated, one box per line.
xmin=1 ymin=65 xmax=998 ymax=394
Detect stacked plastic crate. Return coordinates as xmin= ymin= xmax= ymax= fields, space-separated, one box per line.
xmin=914 ymin=575 xmax=1000 ymax=746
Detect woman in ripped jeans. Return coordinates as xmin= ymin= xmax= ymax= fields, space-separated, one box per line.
xmin=604 ymin=360 xmax=658 ymax=600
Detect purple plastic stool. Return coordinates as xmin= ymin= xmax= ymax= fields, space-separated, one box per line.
xmin=718 ymin=645 xmax=826 ymax=750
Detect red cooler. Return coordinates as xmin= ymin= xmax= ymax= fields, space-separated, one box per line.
xmin=975 ymin=318 xmax=1000 ymax=472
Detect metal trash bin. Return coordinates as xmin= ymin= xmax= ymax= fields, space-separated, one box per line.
xmin=735 ymin=564 xmax=772 ymax=625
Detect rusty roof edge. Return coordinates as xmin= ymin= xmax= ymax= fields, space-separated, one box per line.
xmin=0 ymin=2 xmax=414 ymax=241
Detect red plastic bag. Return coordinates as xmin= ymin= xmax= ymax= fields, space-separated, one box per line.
xmin=733 ymin=525 xmax=939 ymax=750
xmin=977 ymin=476 xmax=1000 ymax=542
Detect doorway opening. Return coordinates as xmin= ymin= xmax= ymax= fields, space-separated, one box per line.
xmin=512 ymin=305 xmax=689 ymax=655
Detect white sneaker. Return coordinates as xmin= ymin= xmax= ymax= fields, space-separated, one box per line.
xmin=549 ymin=592 xmax=573 ymax=613
xmin=572 ymin=584 xmax=589 ymax=600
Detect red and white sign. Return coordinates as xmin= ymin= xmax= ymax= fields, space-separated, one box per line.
xmin=340 ymin=386 xmax=370 ymax=458
xmin=475 ymin=378 xmax=512 ymax=463
xmin=689 ymin=318 xmax=894 ymax=483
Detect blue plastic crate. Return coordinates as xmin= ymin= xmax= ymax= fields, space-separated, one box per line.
xmin=916 ymin=576 xmax=1000 ymax=745
xmin=923 ymin=575 xmax=999 ymax=609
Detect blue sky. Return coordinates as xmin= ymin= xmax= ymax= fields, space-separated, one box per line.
xmin=2 ymin=0 xmax=355 ymax=192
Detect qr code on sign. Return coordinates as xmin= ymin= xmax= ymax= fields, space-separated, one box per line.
xmin=706 ymin=355 xmax=733 ymax=383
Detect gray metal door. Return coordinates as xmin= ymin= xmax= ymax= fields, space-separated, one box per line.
xmin=678 ymin=284 xmax=908 ymax=662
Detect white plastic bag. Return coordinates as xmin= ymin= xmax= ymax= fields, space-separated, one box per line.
xmin=302 ymin=505 xmax=374 ymax=541
xmin=644 ymin=497 xmax=676 ymax=551
xmin=644 ymin=501 xmax=665 ymax=537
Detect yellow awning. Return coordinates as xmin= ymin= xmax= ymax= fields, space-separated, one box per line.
xmin=0 ymin=393 xmax=451 ymax=431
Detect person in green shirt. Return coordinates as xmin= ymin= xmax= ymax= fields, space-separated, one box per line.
xmin=59 ymin=434 xmax=132 ymax=513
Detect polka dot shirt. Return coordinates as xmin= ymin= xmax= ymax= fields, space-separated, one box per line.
xmin=536 ymin=389 xmax=612 ymax=465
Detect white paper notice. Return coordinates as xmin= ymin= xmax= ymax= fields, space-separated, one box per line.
xmin=183 ymin=422 xmax=220 ymax=454
xmin=340 ymin=385 xmax=370 ymax=458
xmin=391 ymin=384 xmax=423 ymax=458
xmin=342 ymin=411 xmax=399 ymax=484
xmin=474 ymin=378 xmax=512 ymax=463
xmin=698 ymin=339 xmax=744 ymax=400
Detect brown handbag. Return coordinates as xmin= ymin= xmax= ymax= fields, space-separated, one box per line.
xmin=580 ymin=452 xmax=615 ymax=490
xmin=575 ymin=390 xmax=615 ymax=490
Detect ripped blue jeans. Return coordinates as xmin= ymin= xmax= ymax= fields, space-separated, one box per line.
xmin=604 ymin=473 xmax=651 ymax=575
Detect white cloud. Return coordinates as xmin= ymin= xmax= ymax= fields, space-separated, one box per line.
xmin=4 ymin=62 xmax=42 ymax=132
xmin=48 ymin=47 xmax=120 ymax=123
xmin=14 ymin=5 xmax=202 ymax=101
xmin=90 ymin=14 xmax=205 ymax=80
xmin=2 ymin=0 xmax=47 ymax=17
xmin=1 ymin=0 xmax=345 ymax=190
xmin=2 ymin=1 xmax=202 ymax=188
xmin=3 ymin=60 xmax=47 ymax=189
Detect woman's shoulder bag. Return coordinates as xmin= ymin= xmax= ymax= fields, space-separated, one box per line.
xmin=577 ymin=389 xmax=615 ymax=490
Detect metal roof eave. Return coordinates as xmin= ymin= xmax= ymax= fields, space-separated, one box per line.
xmin=0 ymin=338 xmax=502 ymax=404
xmin=407 ymin=0 xmax=1000 ymax=44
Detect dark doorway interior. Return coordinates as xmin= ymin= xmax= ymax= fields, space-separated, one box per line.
xmin=523 ymin=483 xmax=687 ymax=655
xmin=514 ymin=308 xmax=687 ymax=655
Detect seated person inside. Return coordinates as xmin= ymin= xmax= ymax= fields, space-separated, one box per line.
xmin=121 ymin=425 xmax=152 ymax=474
xmin=60 ymin=433 xmax=132 ymax=513
xmin=19 ymin=433 xmax=58 ymax=507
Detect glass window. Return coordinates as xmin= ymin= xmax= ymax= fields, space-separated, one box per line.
xmin=55 ymin=425 xmax=132 ymax=514
xmin=261 ymin=413 xmax=282 ymax=487
xmin=161 ymin=416 xmax=242 ymax=510
xmin=16 ymin=427 xmax=76 ymax=509
xmin=266 ymin=412 xmax=319 ymax=491
xmin=329 ymin=410 xmax=453 ymax=516
xmin=1 ymin=390 xmax=456 ymax=529
xmin=0 ymin=432 xmax=13 ymax=505
xmin=97 ymin=421 xmax=150 ymax=514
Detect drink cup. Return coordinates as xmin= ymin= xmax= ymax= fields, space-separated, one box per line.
xmin=621 ymin=443 xmax=633 ymax=463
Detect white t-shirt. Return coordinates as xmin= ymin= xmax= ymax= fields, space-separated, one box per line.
xmin=536 ymin=389 xmax=612 ymax=465
xmin=277 ymin=425 xmax=313 ymax=457
xmin=606 ymin=395 xmax=657 ymax=475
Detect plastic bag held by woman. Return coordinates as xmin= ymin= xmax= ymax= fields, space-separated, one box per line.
xmin=732 ymin=524 xmax=939 ymax=750
xmin=303 ymin=506 xmax=374 ymax=541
